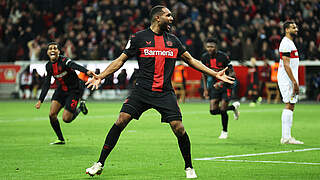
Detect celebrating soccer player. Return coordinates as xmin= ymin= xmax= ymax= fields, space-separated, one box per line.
xmin=278 ymin=21 xmax=304 ymax=144
xmin=201 ymin=38 xmax=240 ymax=139
xmin=35 ymin=42 xmax=95 ymax=145
xmin=85 ymin=5 xmax=234 ymax=178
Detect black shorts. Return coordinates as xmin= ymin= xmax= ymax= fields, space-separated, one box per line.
xmin=209 ymin=87 xmax=231 ymax=101
xmin=52 ymin=89 xmax=80 ymax=113
xmin=247 ymin=83 xmax=259 ymax=91
xmin=120 ymin=87 xmax=182 ymax=123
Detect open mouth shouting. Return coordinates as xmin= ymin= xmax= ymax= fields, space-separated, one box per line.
xmin=47 ymin=44 xmax=60 ymax=61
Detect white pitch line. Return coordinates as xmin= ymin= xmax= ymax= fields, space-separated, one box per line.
xmin=194 ymin=148 xmax=320 ymax=161
xmin=213 ymin=159 xmax=320 ymax=165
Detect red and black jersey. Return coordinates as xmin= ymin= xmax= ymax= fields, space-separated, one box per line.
xmin=247 ymin=65 xmax=259 ymax=85
xmin=38 ymin=55 xmax=88 ymax=102
xmin=201 ymin=51 xmax=230 ymax=71
xmin=201 ymin=51 xmax=232 ymax=88
xmin=123 ymin=28 xmax=186 ymax=92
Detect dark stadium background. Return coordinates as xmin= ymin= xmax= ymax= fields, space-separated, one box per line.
xmin=0 ymin=0 xmax=319 ymax=101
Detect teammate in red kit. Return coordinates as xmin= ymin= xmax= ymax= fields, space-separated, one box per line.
xmin=201 ymin=38 xmax=240 ymax=139
xmin=85 ymin=6 xmax=234 ymax=178
xmin=35 ymin=42 xmax=95 ymax=145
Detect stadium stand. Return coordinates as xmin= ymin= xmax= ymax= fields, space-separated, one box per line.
xmin=0 ymin=0 xmax=319 ymax=62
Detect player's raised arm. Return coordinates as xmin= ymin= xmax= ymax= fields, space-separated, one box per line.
xmin=180 ymin=51 xmax=234 ymax=84
xmin=86 ymin=53 xmax=129 ymax=90
xmin=63 ymin=58 xmax=96 ymax=77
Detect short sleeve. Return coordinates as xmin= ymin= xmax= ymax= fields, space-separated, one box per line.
xmin=123 ymin=34 xmax=138 ymax=58
xmin=279 ymin=40 xmax=291 ymax=53
xmin=173 ymin=36 xmax=186 ymax=57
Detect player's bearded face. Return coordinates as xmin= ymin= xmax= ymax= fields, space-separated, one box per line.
xmin=159 ymin=9 xmax=173 ymax=32
xmin=47 ymin=45 xmax=60 ymax=61
xmin=289 ymin=24 xmax=298 ymax=37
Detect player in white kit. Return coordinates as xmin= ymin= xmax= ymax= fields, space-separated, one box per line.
xmin=278 ymin=21 xmax=303 ymax=144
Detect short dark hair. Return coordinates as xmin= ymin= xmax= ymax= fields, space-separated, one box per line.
xmin=150 ymin=5 xmax=166 ymax=22
xmin=47 ymin=42 xmax=60 ymax=50
xmin=206 ymin=38 xmax=218 ymax=44
xmin=283 ymin=20 xmax=295 ymax=32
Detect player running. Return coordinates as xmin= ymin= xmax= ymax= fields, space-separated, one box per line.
xmin=278 ymin=21 xmax=303 ymax=144
xmin=85 ymin=5 xmax=234 ymax=179
xmin=35 ymin=42 xmax=94 ymax=145
xmin=201 ymin=38 xmax=240 ymax=139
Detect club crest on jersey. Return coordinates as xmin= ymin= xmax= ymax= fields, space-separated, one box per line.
xmin=58 ymin=66 xmax=62 ymax=71
xmin=145 ymin=41 xmax=152 ymax=45
xmin=166 ymin=41 xmax=173 ymax=46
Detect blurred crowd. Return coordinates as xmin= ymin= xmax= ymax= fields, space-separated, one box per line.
xmin=18 ymin=65 xmax=132 ymax=99
xmin=1 ymin=0 xmax=320 ymax=62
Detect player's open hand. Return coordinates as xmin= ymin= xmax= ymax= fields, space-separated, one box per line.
xmin=85 ymin=76 xmax=102 ymax=90
xmin=35 ymin=100 xmax=41 ymax=109
xmin=216 ymin=67 xmax=235 ymax=84
xmin=86 ymin=70 xmax=98 ymax=78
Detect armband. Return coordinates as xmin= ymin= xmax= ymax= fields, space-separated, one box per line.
xmin=282 ymin=52 xmax=290 ymax=57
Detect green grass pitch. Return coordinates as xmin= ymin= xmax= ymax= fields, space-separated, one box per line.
xmin=0 ymin=101 xmax=320 ymax=180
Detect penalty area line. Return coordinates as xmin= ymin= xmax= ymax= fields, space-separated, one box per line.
xmin=213 ymin=159 xmax=320 ymax=165
xmin=194 ymin=148 xmax=320 ymax=161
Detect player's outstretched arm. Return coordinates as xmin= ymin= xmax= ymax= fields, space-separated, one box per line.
xmin=64 ymin=59 xmax=97 ymax=78
xmin=35 ymin=77 xmax=49 ymax=109
xmin=181 ymin=51 xmax=234 ymax=84
xmin=86 ymin=53 xmax=128 ymax=90
xmin=36 ymin=66 xmax=52 ymax=107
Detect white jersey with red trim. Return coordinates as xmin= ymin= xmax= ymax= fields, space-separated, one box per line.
xmin=277 ymin=36 xmax=299 ymax=85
